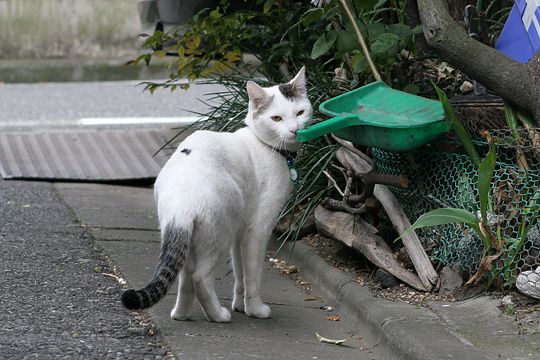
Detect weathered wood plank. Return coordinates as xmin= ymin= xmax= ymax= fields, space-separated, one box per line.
xmin=314 ymin=205 xmax=427 ymax=291
xmin=336 ymin=147 xmax=439 ymax=290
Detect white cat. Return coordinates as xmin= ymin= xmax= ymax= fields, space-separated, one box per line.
xmin=121 ymin=67 xmax=312 ymax=322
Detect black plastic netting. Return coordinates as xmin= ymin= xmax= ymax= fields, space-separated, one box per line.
xmin=372 ymin=129 xmax=540 ymax=287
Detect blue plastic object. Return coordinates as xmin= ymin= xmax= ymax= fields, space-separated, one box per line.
xmin=495 ymin=0 xmax=540 ymax=63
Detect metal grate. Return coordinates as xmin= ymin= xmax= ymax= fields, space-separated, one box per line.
xmin=0 ymin=130 xmax=167 ymax=181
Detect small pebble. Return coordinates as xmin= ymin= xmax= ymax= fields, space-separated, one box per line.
xmin=501 ymin=295 xmax=514 ymax=307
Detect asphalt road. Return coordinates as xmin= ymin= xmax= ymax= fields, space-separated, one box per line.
xmin=0 ymin=178 xmax=171 ymax=359
xmin=0 ymin=80 xmax=224 ymax=129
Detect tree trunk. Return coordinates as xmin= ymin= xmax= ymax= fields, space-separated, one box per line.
xmin=417 ymin=0 xmax=540 ymax=123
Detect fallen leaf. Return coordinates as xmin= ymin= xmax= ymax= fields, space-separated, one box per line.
xmin=304 ymin=296 xmax=322 ymax=301
xmin=465 ymin=252 xmax=502 ymax=285
xmin=325 ymin=314 xmax=340 ymax=321
xmin=102 ymin=272 xmax=127 ymax=285
xmin=315 ymin=332 xmax=350 ymax=345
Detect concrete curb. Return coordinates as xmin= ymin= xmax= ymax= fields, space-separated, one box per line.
xmin=277 ymin=240 xmax=491 ymax=360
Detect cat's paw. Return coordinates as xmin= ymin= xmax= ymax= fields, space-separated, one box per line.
xmin=245 ymin=303 xmax=271 ymax=319
xmin=170 ymin=308 xmax=192 ymax=321
xmin=210 ymin=307 xmax=232 ymax=323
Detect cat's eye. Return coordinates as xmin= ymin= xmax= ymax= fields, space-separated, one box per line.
xmin=271 ymin=115 xmax=283 ymax=122
xmin=296 ymin=110 xmax=305 ymax=117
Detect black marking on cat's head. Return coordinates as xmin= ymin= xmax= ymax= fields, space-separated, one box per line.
xmin=180 ymin=148 xmax=191 ymax=155
xmin=278 ymin=83 xmax=300 ymax=101
xmin=279 ymin=67 xmax=307 ymax=101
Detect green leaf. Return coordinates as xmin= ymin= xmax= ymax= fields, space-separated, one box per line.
xmin=352 ymin=0 xmax=379 ymax=10
xmin=410 ymin=208 xmax=479 ymax=230
xmin=370 ymin=33 xmax=399 ymax=56
xmin=367 ymin=22 xmax=386 ymax=42
xmin=504 ymin=101 xmax=519 ymax=130
xmin=478 ymin=145 xmax=496 ymax=223
xmin=311 ymin=31 xmax=337 ymax=59
xmin=516 ymin=109 xmax=536 ymax=128
xmin=263 ymin=0 xmax=276 ymax=14
xmin=397 ymin=208 xmax=480 ymax=243
xmin=336 ymin=31 xmax=357 ymax=53
xmin=302 ymin=8 xmax=324 ymax=26
xmin=388 ymin=24 xmax=412 ymax=40
xmin=374 ymin=0 xmax=388 ymax=9
xmin=353 ymin=57 xmax=368 ymax=73
xmin=523 ymin=191 xmax=540 ymax=215
xmin=433 ymin=82 xmax=480 ymax=166
xmin=209 ymin=8 xmax=222 ymax=19
xmin=154 ymin=50 xmax=166 ymax=58
xmin=351 ymin=53 xmax=368 ymax=73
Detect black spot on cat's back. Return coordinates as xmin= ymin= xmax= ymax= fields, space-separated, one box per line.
xmin=181 ymin=148 xmax=191 ymax=155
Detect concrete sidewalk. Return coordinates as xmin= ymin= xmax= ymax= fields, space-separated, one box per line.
xmin=55 ymin=182 xmax=398 ymax=360
xmin=54 ymin=182 xmax=540 ymax=360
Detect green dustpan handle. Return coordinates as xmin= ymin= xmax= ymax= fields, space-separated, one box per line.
xmin=296 ymin=114 xmax=359 ymax=142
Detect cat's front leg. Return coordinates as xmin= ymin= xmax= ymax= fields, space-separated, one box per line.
xmin=231 ymin=241 xmax=245 ymax=312
xmin=242 ymin=229 xmax=271 ymax=319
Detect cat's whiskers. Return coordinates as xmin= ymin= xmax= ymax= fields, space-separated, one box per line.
xmin=268 ymin=136 xmax=283 ymax=154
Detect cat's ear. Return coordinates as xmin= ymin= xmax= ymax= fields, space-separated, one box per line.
xmin=247 ymin=81 xmax=270 ymax=110
xmin=289 ymin=66 xmax=307 ymax=95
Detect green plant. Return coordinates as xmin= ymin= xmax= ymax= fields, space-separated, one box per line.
xmin=277 ymin=141 xmax=339 ymax=243
xmin=497 ymin=213 xmax=539 ymax=287
xmin=403 ymin=145 xmax=501 ymax=285
xmin=401 ymin=84 xmax=504 ymax=285
xmin=501 ymin=304 xmax=516 ymax=315
xmin=474 ymin=0 xmax=513 ymax=45
xmin=292 ymin=0 xmax=423 ymax=88
xmin=130 ymin=0 xmax=428 ymax=95
xmin=130 ymin=1 xmax=317 ymax=92
xmin=403 ymin=84 xmax=540 ymax=287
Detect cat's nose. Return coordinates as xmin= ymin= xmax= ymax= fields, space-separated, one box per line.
xmin=288 ymin=126 xmax=298 ymax=134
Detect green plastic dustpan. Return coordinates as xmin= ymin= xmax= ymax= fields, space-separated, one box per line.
xmin=296 ymin=0 xmax=448 ymax=152
xmin=296 ymin=80 xmax=448 ymax=152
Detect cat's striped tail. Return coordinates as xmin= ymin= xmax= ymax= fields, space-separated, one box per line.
xmin=121 ymin=224 xmax=190 ymax=310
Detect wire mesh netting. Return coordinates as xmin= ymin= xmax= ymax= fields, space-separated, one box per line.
xmin=372 ymin=129 xmax=540 ymax=292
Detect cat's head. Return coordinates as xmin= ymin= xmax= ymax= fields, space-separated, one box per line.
xmin=245 ymin=67 xmax=312 ymax=150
